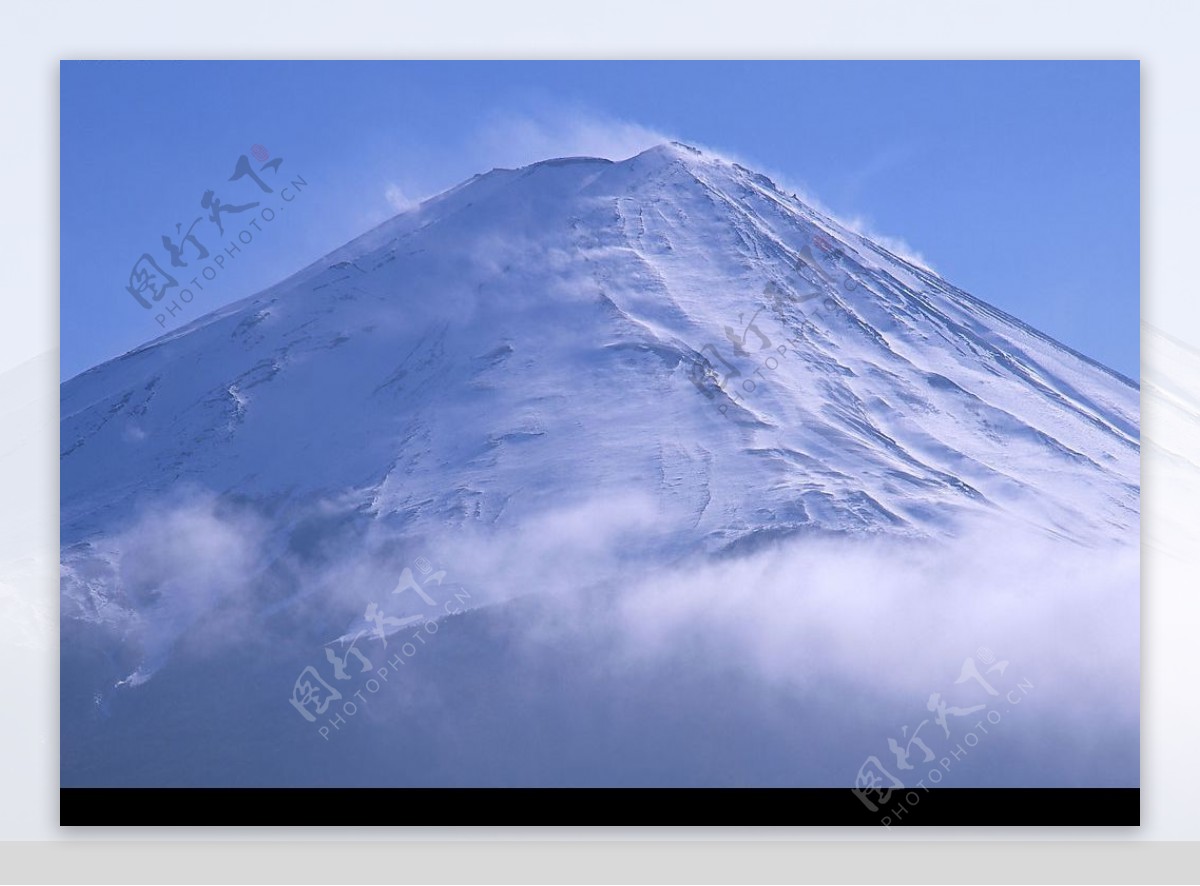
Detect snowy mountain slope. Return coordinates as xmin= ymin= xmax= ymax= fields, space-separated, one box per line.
xmin=58 ymin=144 xmax=1140 ymax=787
xmin=61 ymin=143 xmax=1137 ymax=558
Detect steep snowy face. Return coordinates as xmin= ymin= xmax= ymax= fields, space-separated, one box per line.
xmin=61 ymin=142 xmax=1138 ymax=565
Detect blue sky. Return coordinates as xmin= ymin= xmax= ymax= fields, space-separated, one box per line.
xmin=61 ymin=61 xmax=1139 ymax=379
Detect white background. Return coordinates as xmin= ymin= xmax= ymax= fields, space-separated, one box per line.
xmin=1 ymin=0 xmax=1198 ymax=880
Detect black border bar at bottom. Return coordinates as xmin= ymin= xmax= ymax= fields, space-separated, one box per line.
xmin=60 ymin=787 xmax=1139 ymax=827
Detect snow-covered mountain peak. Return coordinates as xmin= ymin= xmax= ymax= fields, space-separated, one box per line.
xmin=62 ymin=144 xmax=1139 ymax=630
xmin=59 ymin=137 xmax=1141 ymax=791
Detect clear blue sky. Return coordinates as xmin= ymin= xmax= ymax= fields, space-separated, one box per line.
xmin=61 ymin=61 xmax=1139 ymax=379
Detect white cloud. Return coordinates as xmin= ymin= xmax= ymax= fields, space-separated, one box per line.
xmin=839 ymin=213 xmax=935 ymax=271
xmin=96 ymin=489 xmax=269 ymax=686
xmin=474 ymin=106 xmax=671 ymax=168
xmin=384 ymin=182 xmax=418 ymax=213
xmin=65 ymin=482 xmax=1138 ymax=785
